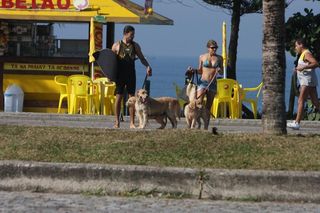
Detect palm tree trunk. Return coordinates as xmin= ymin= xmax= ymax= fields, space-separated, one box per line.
xmin=262 ymin=0 xmax=287 ymax=134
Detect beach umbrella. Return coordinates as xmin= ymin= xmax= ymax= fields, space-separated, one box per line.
xmin=89 ymin=18 xmax=96 ymax=65
xmin=89 ymin=17 xmax=103 ymax=79
xmin=221 ymin=22 xmax=228 ymax=117
xmin=222 ymin=21 xmax=227 ymax=79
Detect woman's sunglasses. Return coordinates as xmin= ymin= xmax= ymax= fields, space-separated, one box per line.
xmin=208 ymin=46 xmax=218 ymax=49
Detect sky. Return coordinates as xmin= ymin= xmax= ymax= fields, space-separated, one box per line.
xmin=55 ymin=0 xmax=320 ymax=59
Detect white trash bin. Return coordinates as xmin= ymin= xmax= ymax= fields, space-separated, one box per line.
xmin=4 ymin=84 xmax=24 ymax=112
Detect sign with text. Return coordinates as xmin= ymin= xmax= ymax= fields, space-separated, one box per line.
xmin=0 ymin=0 xmax=90 ymax=10
xmin=4 ymin=62 xmax=89 ymax=73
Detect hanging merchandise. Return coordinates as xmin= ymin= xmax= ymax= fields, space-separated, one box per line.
xmin=144 ymin=0 xmax=153 ymax=15
xmin=0 ymin=22 xmax=9 ymax=56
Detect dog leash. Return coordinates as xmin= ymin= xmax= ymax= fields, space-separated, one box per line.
xmin=141 ymin=74 xmax=148 ymax=89
xmin=121 ymin=75 xmax=148 ymax=123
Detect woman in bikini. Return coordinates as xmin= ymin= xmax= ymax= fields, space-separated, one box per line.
xmin=187 ymin=40 xmax=223 ymax=111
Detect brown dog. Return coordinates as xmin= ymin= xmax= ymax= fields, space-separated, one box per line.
xmin=131 ymin=89 xmax=181 ymax=129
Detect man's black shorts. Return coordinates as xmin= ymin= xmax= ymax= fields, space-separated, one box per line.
xmin=115 ymin=69 xmax=136 ymax=95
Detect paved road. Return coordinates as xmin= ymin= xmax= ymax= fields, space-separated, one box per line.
xmin=0 ymin=112 xmax=319 ymax=134
xmin=1 ymin=191 xmax=319 ymax=213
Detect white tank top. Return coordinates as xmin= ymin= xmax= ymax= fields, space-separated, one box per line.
xmin=297 ymin=49 xmax=318 ymax=86
xmin=298 ymin=50 xmax=313 ymax=72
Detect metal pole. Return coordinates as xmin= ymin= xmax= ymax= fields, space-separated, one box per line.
xmin=91 ymin=62 xmax=94 ymax=79
xmin=222 ymin=22 xmax=227 ymax=79
xmin=222 ymin=22 xmax=227 ymax=117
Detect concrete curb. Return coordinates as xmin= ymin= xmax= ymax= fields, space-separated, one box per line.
xmin=0 ymin=161 xmax=320 ymax=202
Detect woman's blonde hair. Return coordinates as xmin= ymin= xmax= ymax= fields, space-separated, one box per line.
xmin=207 ymin=40 xmax=218 ymax=48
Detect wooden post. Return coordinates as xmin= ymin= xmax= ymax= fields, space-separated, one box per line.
xmin=106 ymin=22 xmax=115 ymax=49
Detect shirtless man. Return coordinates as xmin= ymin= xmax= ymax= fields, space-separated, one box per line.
xmin=112 ymin=25 xmax=152 ymax=128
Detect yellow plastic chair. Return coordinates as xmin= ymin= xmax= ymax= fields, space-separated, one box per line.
xmin=88 ymin=81 xmax=100 ymax=115
xmin=93 ymin=77 xmax=116 ymax=115
xmin=232 ymin=84 xmax=242 ymax=119
xmin=241 ymin=82 xmax=263 ymax=119
xmin=173 ymin=83 xmax=188 ymax=109
xmin=104 ymin=82 xmax=116 ymax=115
xmin=211 ymin=78 xmax=240 ymax=119
xmin=68 ymin=75 xmax=93 ymax=114
xmin=54 ymin=75 xmax=68 ymax=113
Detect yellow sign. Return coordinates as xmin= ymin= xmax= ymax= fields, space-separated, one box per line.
xmin=4 ymin=63 xmax=88 ymax=72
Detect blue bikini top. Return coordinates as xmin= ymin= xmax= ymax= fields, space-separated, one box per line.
xmin=203 ymin=58 xmax=220 ymax=68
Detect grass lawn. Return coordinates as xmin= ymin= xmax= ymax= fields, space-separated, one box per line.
xmin=0 ymin=125 xmax=319 ymax=171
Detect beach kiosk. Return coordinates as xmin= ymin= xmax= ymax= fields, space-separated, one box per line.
xmin=0 ymin=0 xmax=173 ymax=112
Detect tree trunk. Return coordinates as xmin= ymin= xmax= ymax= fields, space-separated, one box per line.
xmin=227 ymin=0 xmax=241 ymax=80
xmin=262 ymin=0 xmax=287 ymax=134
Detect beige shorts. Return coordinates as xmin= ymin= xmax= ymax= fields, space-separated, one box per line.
xmin=297 ymin=70 xmax=318 ymax=87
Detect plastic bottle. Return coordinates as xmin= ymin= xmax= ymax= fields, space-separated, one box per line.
xmin=4 ymin=84 xmax=24 ymax=112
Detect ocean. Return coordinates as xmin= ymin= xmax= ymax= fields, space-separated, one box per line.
xmin=135 ymin=56 xmax=320 ymax=113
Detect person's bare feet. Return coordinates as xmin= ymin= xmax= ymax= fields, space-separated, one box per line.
xmin=130 ymin=123 xmax=136 ymax=129
xmin=113 ymin=122 xmax=120 ymax=129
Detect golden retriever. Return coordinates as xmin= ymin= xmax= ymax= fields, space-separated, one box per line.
xmin=184 ymin=99 xmax=210 ymax=130
xmin=186 ymin=83 xmax=197 ymax=102
xmin=126 ymin=96 xmax=167 ymax=129
xmin=184 ymin=83 xmax=210 ymax=130
xmin=184 ymin=100 xmax=200 ymax=129
xmin=134 ymin=89 xmax=180 ymax=129
xmin=127 ymin=89 xmax=181 ymax=129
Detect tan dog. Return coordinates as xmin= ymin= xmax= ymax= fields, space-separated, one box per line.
xmin=184 ymin=100 xmax=200 ymax=129
xmin=133 ymin=89 xmax=180 ymax=129
xmin=127 ymin=96 xmax=167 ymax=129
xmin=186 ymin=83 xmax=197 ymax=102
xmin=184 ymin=83 xmax=210 ymax=130
xmin=184 ymin=99 xmax=210 ymax=130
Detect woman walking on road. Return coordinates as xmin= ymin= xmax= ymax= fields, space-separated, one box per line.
xmin=287 ymin=38 xmax=320 ymax=130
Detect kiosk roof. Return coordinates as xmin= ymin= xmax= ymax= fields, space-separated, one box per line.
xmin=0 ymin=0 xmax=173 ymax=25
